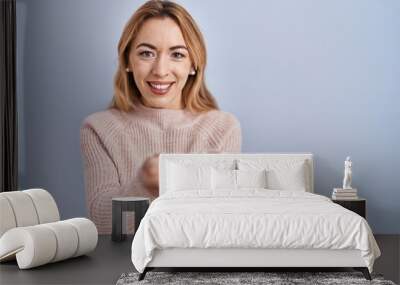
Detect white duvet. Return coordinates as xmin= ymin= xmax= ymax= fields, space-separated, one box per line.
xmin=131 ymin=190 xmax=380 ymax=273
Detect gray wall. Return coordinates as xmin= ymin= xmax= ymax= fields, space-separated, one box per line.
xmin=16 ymin=0 xmax=400 ymax=234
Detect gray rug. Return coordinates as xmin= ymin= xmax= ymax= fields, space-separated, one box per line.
xmin=116 ymin=271 xmax=396 ymax=285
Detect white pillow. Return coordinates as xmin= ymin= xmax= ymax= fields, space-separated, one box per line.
xmin=211 ymin=169 xmax=268 ymax=190
xmin=211 ymin=168 xmax=236 ymax=190
xmin=166 ymin=162 xmax=211 ymax=191
xmin=237 ymin=159 xmax=307 ymax=191
xmin=236 ymin=169 xmax=268 ymax=189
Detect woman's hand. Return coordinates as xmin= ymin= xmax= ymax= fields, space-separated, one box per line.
xmin=139 ymin=154 xmax=159 ymax=197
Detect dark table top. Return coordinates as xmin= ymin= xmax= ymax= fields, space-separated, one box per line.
xmin=0 ymin=235 xmax=134 ymax=285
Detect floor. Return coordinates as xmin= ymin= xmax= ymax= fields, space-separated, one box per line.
xmin=0 ymin=235 xmax=398 ymax=285
xmin=374 ymin=235 xmax=400 ymax=284
xmin=0 ymin=236 xmax=133 ymax=285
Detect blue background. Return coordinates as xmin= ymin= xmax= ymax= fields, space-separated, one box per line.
xmin=16 ymin=0 xmax=400 ymax=233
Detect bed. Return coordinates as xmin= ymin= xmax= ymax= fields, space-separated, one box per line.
xmin=131 ymin=153 xmax=380 ymax=280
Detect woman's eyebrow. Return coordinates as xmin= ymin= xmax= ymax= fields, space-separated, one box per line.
xmin=136 ymin=43 xmax=187 ymax=51
xmin=170 ymin=45 xmax=188 ymax=51
xmin=136 ymin=43 xmax=156 ymax=50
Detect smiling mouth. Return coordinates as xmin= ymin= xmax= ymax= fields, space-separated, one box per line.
xmin=147 ymin=82 xmax=174 ymax=95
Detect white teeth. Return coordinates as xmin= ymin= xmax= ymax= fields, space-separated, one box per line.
xmin=149 ymin=83 xmax=172 ymax=90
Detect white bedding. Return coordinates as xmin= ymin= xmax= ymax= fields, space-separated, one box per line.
xmin=131 ymin=190 xmax=380 ymax=273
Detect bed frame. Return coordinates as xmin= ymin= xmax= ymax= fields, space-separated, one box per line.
xmin=139 ymin=153 xmax=371 ymax=280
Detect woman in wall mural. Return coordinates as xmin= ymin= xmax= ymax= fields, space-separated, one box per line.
xmin=80 ymin=0 xmax=241 ymax=234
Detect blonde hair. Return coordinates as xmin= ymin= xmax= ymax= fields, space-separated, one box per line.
xmin=109 ymin=0 xmax=218 ymax=113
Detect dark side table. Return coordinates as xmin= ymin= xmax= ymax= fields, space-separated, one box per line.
xmin=112 ymin=197 xmax=150 ymax=242
xmin=332 ymin=197 xmax=366 ymax=218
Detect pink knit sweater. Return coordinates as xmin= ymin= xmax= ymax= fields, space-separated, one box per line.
xmin=80 ymin=104 xmax=242 ymax=234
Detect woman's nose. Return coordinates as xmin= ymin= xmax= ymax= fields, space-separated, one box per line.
xmin=152 ymin=56 xmax=169 ymax=77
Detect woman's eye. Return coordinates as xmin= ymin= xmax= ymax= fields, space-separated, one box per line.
xmin=139 ymin=51 xmax=154 ymax=58
xmin=172 ymin=52 xmax=185 ymax=59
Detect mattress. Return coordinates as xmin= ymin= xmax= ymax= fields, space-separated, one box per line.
xmin=131 ymin=189 xmax=380 ymax=273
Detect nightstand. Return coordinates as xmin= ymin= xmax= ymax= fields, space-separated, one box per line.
xmin=112 ymin=197 xmax=150 ymax=242
xmin=332 ymin=197 xmax=366 ymax=218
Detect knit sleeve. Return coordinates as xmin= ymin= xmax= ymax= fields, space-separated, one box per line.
xmin=80 ymin=124 xmax=148 ymax=234
xmin=218 ymin=116 xmax=242 ymax=153
xmin=220 ymin=119 xmax=242 ymax=152
xmin=206 ymin=112 xmax=242 ymax=153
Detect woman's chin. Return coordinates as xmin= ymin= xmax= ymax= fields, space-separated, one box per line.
xmin=143 ymin=96 xmax=181 ymax=109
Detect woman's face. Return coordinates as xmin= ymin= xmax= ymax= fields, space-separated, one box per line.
xmin=129 ymin=17 xmax=193 ymax=109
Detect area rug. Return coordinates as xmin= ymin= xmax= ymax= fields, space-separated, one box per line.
xmin=116 ymin=271 xmax=396 ymax=285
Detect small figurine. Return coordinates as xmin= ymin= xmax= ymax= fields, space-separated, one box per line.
xmin=342 ymin=156 xmax=352 ymax=189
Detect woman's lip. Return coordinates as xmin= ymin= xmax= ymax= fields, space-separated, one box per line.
xmin=147 ymin=81 xmax=175 ymax=84
xmin=147 ymin=82 xmax=174 ymax=96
